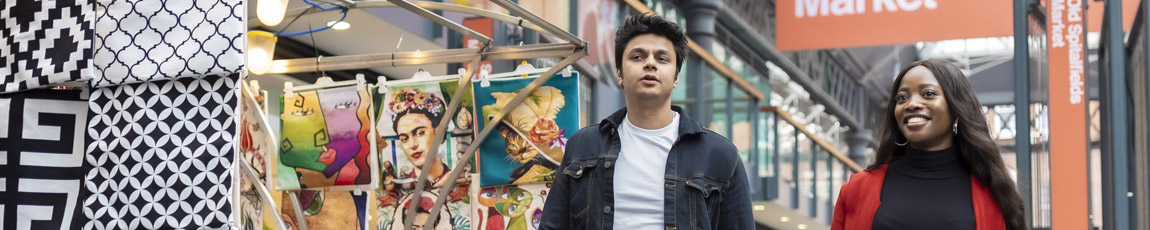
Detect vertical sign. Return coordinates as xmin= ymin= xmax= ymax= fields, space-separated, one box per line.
xmin=463 ymin=17 xmax=494 ymax=79
xmin=1047 ymin=0 xmax=1089 ymax=228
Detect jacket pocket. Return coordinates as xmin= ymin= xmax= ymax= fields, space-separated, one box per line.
xmin=686 ymin=176 xmax=727 ymax=230
xmin=563 ymin=159 xmax=599 ymax=222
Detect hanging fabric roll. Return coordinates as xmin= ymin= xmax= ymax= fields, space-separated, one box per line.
xmin=0 ymin=0 xmax=95 ymax=94
xmin=88 ymin=0 xmax=245 ymax=88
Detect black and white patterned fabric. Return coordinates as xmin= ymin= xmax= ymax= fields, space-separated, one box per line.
xmin=83 ymin=74 xmax=239 ymax=229
xmin=0 ymin=0 xmax=95 ymax=93
xmin=0 ymin=89 xmax=91 ymax=230
xmin=89 ymin=0 xmax=244 ymax=88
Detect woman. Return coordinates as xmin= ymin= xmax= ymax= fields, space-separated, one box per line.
xmin=831 ymin=60 xmax=1025 ymax=230
xmin=385 ymin=88 xmax=468 ymax=230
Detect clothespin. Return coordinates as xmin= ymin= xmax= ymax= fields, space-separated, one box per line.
xmin=284 ymin=82 xmax=295 ymax=98
xmin=561 ymin=66 xmax=573 ymax=78
xmin=249 ymin=80 xmax=262 ymax=92
xmin=378 ymin=76 xmax=389 ymax=94
xmin=356 ymin=74 xmax=365 ymax=88
xmin=479 ymin=69 xmax=491 ymax=88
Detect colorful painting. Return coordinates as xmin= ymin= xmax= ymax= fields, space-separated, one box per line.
xmin=376 ymin=81 xmax=475 ymax=230
xmin=280 ymin=190 xmax=369 ymax=230
xmin=470 ymin=183 xmax=551 ymax=230
xmin=239 ymin=82 xmax=276 ymax=230
xmin=474 ymin=74 xmax=579 ymax=187
xmin=277 ymin=85 xmax=376 ymax=190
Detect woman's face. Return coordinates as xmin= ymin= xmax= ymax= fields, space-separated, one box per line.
xmin=893 ymin=66 xmax=955 ymax=151
xmin=397 ymin=113 xmax=438 ymax=169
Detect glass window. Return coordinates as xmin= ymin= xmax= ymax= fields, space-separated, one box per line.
xmin=732 ymin=90 xmax=751 ymax=163
xmin=774 ymin=124 xmax=796 ymax=208
xmin=815 ymin=144 xmax=830 ymax=219
xmin=708 ymin=68 xmax=730 ymax=138
xmin=671 ymin=61 xmax=691 ymax=112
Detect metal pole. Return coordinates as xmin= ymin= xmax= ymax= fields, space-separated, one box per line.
xmin=1102 ymin=0 xmax=1131 ymax=228
xmin=792 ymin=127 xmax=800 ymax=210
xmin=810 ymin=141 xmax=818 ymax=218
xmin=771 ymin=112 xmax=780 ymax=200
xmin=1013 ymin=0 xmax=1033 ymax=228
xmin=750 ymin=99 xmax=761 ymax=200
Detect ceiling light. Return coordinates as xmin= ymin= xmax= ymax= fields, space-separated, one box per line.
xmin=780 ymin=216 xmax=790 ymax=223
xmin=327 ymin=21 xmax=351 ymax=30
xmin=256 ymin=0 xmax=289 ymax=26
xmin=753 ymin=205 xmax=766 ymax=211
xmin=247 ymin=31 xmax=278 ymax=75
xmin=797 ymin=224 xmax=808 ymax=229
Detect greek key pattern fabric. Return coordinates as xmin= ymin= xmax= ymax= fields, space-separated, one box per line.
xmin=0 ymin=0 xmax=95 ymax=93
xmin=83 ymin=74 xmax=238 ymax=229
xmin=89 ymin=0 xmax=244 ymax=88
xmin=0 ymin=89 xmax=91 ymax=230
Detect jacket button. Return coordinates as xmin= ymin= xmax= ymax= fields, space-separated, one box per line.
xmin=603 ymin=206 xmax=611 ymax=213
xmin=604 ymin=161 xmax=613 ymax=168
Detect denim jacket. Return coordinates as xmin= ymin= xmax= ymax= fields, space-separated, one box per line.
xmin=539 ymin=106 xmax=755 ymax=230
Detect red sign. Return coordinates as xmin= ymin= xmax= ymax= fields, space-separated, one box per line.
xmin=463 ymin=17 xmax=494 ymax=79
xmin=1046 ymin=0 xmax=1088 ymax=228
xmin=775 ymin=0 xmax=1011 ymax=50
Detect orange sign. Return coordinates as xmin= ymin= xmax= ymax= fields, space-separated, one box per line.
xmin=775 ymin=0 xmax=1011 ymax=50
xmin=463 ymin=17 xmax=494 ymax=78
xmin=1047 ymin=0 xmax=1089 ymax=228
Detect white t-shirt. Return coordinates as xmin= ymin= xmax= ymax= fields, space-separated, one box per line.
xmin=613 ymin=112 xmax=679 ymax=229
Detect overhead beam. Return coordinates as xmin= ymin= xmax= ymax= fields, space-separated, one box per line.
xmin=249 ymin=0 xmax=548 ymax=32
xmin=266 ymin=43 xmax=579 ymax=74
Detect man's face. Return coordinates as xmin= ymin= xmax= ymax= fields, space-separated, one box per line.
xmin=617 ymin=34 xmax=678 ymax=101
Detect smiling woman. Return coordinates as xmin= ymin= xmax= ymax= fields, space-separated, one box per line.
xmin=831 ymin=60 xmax=1025 ymax=230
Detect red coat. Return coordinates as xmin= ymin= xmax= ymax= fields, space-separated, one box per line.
xmin=831 ymin=164 xmax=1006 ymax=230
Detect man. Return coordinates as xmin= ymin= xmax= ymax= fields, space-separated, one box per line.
xmin=540 ymin=13 xmax=754 ymax=229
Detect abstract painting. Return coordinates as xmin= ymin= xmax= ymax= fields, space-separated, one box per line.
xmin=474 ymin=74 xmax=579 ymax=187
xmin=276 ymin=85 xmax=375 ymax=190
xmin=469 ymin=183 xmax=550 ymax=230
xmin=376 ymin=81 xmax=474 ymax=230
xmin=280 ymin=190 xmax=368 ymax=230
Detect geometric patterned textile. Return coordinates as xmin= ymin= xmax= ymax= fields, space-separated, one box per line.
xmin=0 ymin=89 xmax=91 ymax=230
xmin=83 ymin=74 xmax=239 ymax=229
xmin=89 ymin=0 xmax=244 ymax=88
xmin=0 ymin=0 xmax=95 ymax=93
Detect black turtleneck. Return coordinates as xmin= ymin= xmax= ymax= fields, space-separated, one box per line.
xmin=873 ymin=146 xmax=976 ymax=230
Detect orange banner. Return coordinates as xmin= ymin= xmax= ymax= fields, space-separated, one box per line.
xmin=775 ymin=0 xmax=1011 ymax=50
xmin=1047 ymin=0 xmax=1089 ymax=228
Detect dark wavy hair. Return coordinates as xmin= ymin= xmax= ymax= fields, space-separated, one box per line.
xmin=392 ymin=98 xmax=446 ymax=133
xmin=869 ymin=60 xmax=1025 ymax=230
xmin=614 ymin=12 xmax=689 ymax=75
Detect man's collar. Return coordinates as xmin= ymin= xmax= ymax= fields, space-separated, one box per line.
xmin=599 ymin=105 xmax=704 ymax=136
